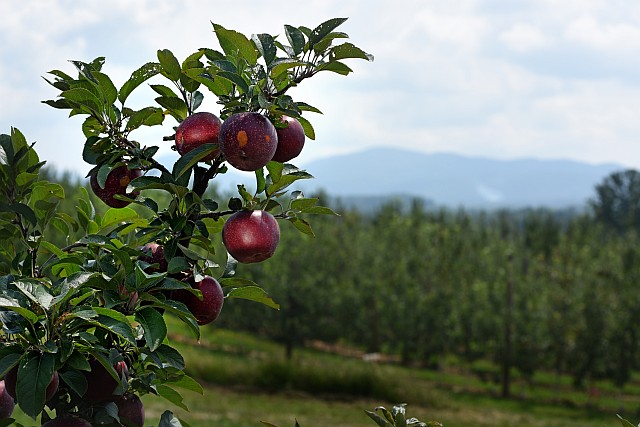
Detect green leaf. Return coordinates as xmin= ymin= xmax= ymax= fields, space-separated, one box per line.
xmin=93 ymin=71 xmax=118 ymax=105
xmin=156 ymin=96 xmax=189 ymax=121
xmin=14 ymin=279 xmax=54 ymax=310
xmin=301 ymin=205 xmax=339 ymax=215
xmin=212 ymin=23 xmax=258 ymax=65
xmin=0 ymin=296 xmax=39 ymax=325
xmin=285 ymin=25 xmax=306 ymax=55
xmin=332 ymin=42 xmax=374 ymax=61
xmin=159 ymin=410 xmax=184 ymax=427
xmin=0 ymin=352 xmax=21 ymax=379
xmin=16 ymin=352 xmax=55 ymax=419
xmin=297 ymin=116 xmax=316 ymax=140
xmin=226 ymin=285 xmax=279 ymax=309
xmin=291 ymin=197 xmax=318 ymax=211
xmin=172 ymin=143 xmax=219 ymax=179
xmin=288 ymin=217 xmax=315 ymax=236
xmin=153 ymin=345 xmax=186 ymax=370
xmin=252 ymin=33 xmax=277 ymax=66
xmin=156 ymin=384 xmax=189 ymax=411
xmin=617 ymin=415 xmax=637 ymax=427
xmin=270 ymin=59 xmax=306 ymax=79
xmin=101 ymin=207 xmax=138 ymax=229
xmin=60 ymin=88 xmax=103 ymax=114
xmin=150 ymin=84 xmax=180 ymax=98
xmin=216 ymin=71 xmax=249 ymax=93
xmin=92 ymin=307 xmax=137 ymax=344
xmin=168 ymin=374 xmax=204 ymax=395
xmin=119 ymin=62 xmax=163 ymax=104
xmin=158 ymin=49 xmax=182 ymax=81
xmin=135 ymin=307 xmax=167 ymax=352
xmin=365 ymin=410 xmax=391 ymax=427
xmin=309 ymin=18 xmax=349 ymax=44
xmin=126 ymin=106 xmax=164 ymax=131
xmin=316 ymin=61 xmax=353 ymax=76
xmin=59 ymin=369 xmax=88 ymax=398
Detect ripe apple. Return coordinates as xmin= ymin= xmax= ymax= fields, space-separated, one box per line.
xmin=42 ymin=417 xmax=92 ymax=427
xmin=272 ymin=116 xmax=305 ymax=163
xmin=0 ymin=380 xmax=14 ymax=419
xmin=171 ymin=276 xmax=224 ymax=325
xmin=139 ymin=242 xmax=168 ymax=272
xmin=175 ymin=111 xmax=222 ymax=161
xmin=83 ymin=359 xmax=128 ymax=403
xmin=90 ymin=165 xmax=142 ymax=208
xmin=219 ymin=112 xmax=278 ymax=171
xmin=222 ymin=210 xmax=280 ymax=263
xmin=4 ymin=367 xmax=58 ymax=402
xmin=116 ymin=393 xmax=145 ymax=427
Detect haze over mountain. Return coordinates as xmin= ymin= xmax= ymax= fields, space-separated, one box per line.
xmin=198 ymin=147 xmax=625 ymax=210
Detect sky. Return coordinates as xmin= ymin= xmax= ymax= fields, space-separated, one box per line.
xmin=2 ymin=0 xmax=640 ymax=177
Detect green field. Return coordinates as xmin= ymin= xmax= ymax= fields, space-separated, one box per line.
xmin=7 ymin=319 xmax=637 ymax=426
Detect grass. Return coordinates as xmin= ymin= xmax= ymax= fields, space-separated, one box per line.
xmin=6 ymin=317 xmax=636 ymax=426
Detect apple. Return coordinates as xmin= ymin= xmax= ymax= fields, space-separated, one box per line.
xmin=42 ymin=417 xmax=92 ymax=427
xmin=219 ymin=112 xmax=278 ymax=171
xmin=83 ymin=359 xmax=128 ymax=403
xmin=272 ymin=116 xmax=305 ymax=163
xmin=90 ymin=165 xmax=142 ymax=208
xmin=139 ymin=242 xmax=168 ymax=272
xmin=0 ymin=380 xmax=14 ymax=419
xmin=171 ymin=276 xmax=224 ymax=325
xmin=175 ymin=111 xmax=222 ymax=161
xmin=222 ymin=210 xmax=280 ymax=263
xmin=116 ymin=393 xmax=145 ymax=427
xmin=4 ymin=367 xmax=58 ymax=402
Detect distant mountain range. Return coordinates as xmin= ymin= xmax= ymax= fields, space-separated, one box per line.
xmin=204 ymin=147 xmax=625 ymax=210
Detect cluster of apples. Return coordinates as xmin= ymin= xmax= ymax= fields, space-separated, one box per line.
xmin=0 ymin=361 xmax=142 ymax=427
xmin=89 ymin=111 xmax=305 ymax=208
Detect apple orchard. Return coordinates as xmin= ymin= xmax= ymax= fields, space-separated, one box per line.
xmin=0 ymin=19 xmax=372 ymax=427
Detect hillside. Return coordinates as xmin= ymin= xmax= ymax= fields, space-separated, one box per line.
xmin=210 ymin=147 xmax=623 ymax=210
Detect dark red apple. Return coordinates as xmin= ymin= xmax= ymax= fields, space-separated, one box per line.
xmin=222 ymin=210 xmax=280 ymax=263
xmin=272 ymin=115 xmax=305 ymax=163
xmin=83 ymin=359 xmax=128 ymax=403
xmin=90 ymin=165 xmax=142 ymax=208
xmin=171 ymin=276 xmax=224 ymax=325
xmin=175 ymin=111 xmax=222 ymax=161
xmin=116 ymin=393 xmax=145 ymax=427
xmin=0 ymin=380 xmax=14 ymax=419
xmin=139 ymin=242 xmax=168 ymax=272
xmin=45 ymin=371 xmax=59 ymax=401
xmin=42 ymin=416 xmax=92 ymax=427
xmin=219 ymin=112 xmax=278 ymax=171
xmin=4 ymin=367 xmax=58 ymax=402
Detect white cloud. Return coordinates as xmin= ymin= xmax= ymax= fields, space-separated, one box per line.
xmin=3 ymin=0 xmax=640 ymax=179
xmin=499 ymin=23 xmax=549 ymax=52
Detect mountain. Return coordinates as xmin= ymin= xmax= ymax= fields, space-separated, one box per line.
xmin=197 ymin=147 xmax=625 ymax=210
xmin=299 ymin=148 xmax=624 ymax=209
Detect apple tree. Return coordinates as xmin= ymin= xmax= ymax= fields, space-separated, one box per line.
xmin=0 ymin=18 xmax=371 ymax=426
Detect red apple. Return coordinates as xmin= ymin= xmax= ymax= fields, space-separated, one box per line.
xmin=42 ymin=417 xmax=92 ymax=427
xmin=139 ymin=242 xmax=168 ymax=272
xmin=4 ymin=367 xmax=58 ymax=402
xmin=172 ymin=276 xmax=224 ymax=325
xmin=83 ymin=359 xmax=128 ymax=403
xmin=219 ymin=112 xmax=278 ymax=171
xmin=116 ymin=393 xmax=145 ymax=427
xmin=222 ymin=210 xmax=280 ymax=263
xmin=90 ymin=165 xmax=142 ymax=208
xmin=0 ymin=380 xmax=14 ymax=419
xmin=272 ymin=116 xmax=305 ymax=163
xmin=175 ymin=111 xmax=222 ymax=161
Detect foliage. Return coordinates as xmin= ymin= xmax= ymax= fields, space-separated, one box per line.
xmin=591 ymin=169 xmax=640 ymax=233
xmin=0 ymin=17 xmax=371 ymax=426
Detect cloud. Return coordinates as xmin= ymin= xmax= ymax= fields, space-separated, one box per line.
xmin=2 ymin=0 xmax=640 ymax=179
